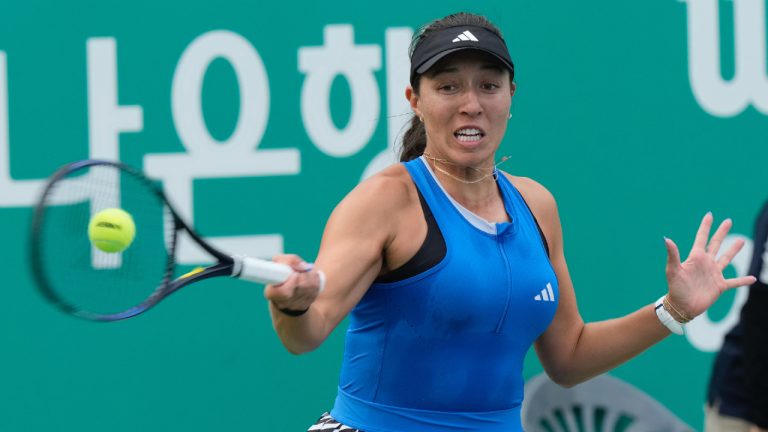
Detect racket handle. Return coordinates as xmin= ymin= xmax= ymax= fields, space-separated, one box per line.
xmin=233 ymin=256 xmax=293 ymax=284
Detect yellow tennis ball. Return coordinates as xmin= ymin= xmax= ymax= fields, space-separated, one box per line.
xmin=88 ymin=208 xmax=136 ymax=253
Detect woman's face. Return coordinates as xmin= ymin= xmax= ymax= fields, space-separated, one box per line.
xmin=408 ymin=50 xmax=515 ymax=167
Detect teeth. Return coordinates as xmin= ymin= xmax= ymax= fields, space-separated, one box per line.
xmin=455 ymin=128 xmax=483 ymax=142
xmin=456 ymin=134 xmax=482 ymax=142
xmin=456 ymin=128 xmax=482 ymax=136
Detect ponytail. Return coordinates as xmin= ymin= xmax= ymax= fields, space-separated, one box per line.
xmin=399 ymin=115 xmax=426 ymax=162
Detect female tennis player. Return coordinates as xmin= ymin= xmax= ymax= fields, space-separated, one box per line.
xmin=264 ymin=12 xmax=756 ymax=432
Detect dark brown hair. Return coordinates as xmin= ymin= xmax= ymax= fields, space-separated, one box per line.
xmin=400 ymin=12 xmax=507 ymax=162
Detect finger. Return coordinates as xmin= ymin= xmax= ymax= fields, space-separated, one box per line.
xmin=707 ymin=218 xmax=732 ymax=256
xmin=263 ymin=273 xmax=299 ymax=300
xmin=272 ymin=254 xmax=311 ymax=272
xmin=272 ymin=254 xmax=303 ymax=265
xmin=303 ymin=270 xmax=325 ymax=294
xmin=294 ymin=271 xmax=318 ymax=294
xmin=263 ymin=284 xmax=292 ymax=302
xmin=267 ymin=276 xmax=317 ymax=311
xmin=725 ymin=275 xmax=757 ymax=289
xmin=717 ymin=237 xmax=745 ymax=270
xmin=665 ymin=237 xmax=681 ymax=273
xmin=692 ymin=212 xmax=713 ymax=252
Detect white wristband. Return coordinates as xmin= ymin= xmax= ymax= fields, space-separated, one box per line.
xmin=655 ymin=295 xmax=684 ymax=335
xmin=317 ymin=270 xmax=326 ymax=294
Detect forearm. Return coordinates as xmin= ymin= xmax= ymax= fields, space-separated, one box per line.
xmin=541 ymin=304 xmax=670 ymax=387
xmin=269 ymin=302 xmax=331 ymax=354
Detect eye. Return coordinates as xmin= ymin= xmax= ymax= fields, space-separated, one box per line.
xmin=438 ymin=83 xmax=458 ymax=93
xmin=481 ymin=82 xmax=501 ymax=91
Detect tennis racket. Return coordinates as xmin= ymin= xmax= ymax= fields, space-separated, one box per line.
xmin=30 ymin=159 xmax=294 ymax=321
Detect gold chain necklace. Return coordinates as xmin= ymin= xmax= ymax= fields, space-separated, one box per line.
xmin=423 ymin=153 xmax=511 ymax=185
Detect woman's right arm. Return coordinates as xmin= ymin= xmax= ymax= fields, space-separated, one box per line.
xmin=263 ymin=167 xmax=414 ymax=354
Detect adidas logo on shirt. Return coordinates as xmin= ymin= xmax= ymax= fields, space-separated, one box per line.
xmin=534 ymin=283 xmax=556 ymax=302
xmin=452 ymin=30 xmax=479 ymax=42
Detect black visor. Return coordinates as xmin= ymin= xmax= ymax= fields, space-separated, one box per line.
xmin=409 ymin=25 xmax=514 ymax=85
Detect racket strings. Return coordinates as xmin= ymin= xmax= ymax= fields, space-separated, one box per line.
xmin=34 ymin=163 xmax=175 ymax=319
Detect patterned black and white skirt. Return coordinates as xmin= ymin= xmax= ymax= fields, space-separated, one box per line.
xmin=307 ymin=412 xmax=363 ymax=431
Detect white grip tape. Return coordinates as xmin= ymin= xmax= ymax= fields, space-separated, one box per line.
xmin=235 ymin=256 xmax=293 ymax=284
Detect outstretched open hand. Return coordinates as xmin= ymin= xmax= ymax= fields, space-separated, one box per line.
xmin=664 ymin=213 xmax=757 ymax=320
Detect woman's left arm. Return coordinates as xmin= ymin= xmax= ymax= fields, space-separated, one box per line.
xmin=513 ymin=176 xmax=756 ymax=387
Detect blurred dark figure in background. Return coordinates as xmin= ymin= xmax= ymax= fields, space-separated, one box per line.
xmin=706 ymin=201 xmax=768 ymax=432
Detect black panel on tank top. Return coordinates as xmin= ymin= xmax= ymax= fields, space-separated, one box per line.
xmin=375 ymin=188 xmax=446 ymax=283
xmin=374 ymin=185 xmax=550 ymax=284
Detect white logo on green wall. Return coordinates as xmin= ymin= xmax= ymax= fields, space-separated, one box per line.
xmin=0 ymin=26 xmax=413 ymax=262
xmin=684 ymin=0 xmax=768 ymax=117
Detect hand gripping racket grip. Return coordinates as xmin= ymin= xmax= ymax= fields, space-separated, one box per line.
xmin=232 ymin=255 xmax=294 ymax=285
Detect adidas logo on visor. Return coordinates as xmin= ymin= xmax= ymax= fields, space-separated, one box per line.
xmin=534 ymin=283 xmax=556 ymax=302
xmin=452 ymin=30 xmax=479 ymax=42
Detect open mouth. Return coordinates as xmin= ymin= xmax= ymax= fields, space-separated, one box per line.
xmin=454 ymin=128 xmax=485 ymax=143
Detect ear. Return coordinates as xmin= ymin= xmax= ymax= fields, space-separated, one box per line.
xmin=510 ymin=82 xmax=517 ymax=97
xmin=405 ymin=85 xmax=421 ymax=118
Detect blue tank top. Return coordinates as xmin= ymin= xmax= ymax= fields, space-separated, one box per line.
xmin=331 ymin=158 xmax=559 ymax=432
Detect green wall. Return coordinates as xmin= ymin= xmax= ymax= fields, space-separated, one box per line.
xmin=2 ymin=0 xmax=766 ymax=430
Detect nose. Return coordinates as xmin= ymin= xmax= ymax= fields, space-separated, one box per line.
xmin=459 ymin=88 xmax=482 ymax=116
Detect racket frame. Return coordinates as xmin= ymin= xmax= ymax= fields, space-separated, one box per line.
xmin=30 ymin=159 xmax=289 ymax=322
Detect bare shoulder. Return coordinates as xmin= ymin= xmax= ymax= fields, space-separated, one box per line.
xmin=324 ymin=163 xmax=417 ymax=243
xmin=341 ymin=163 xmax=416 ymax=214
